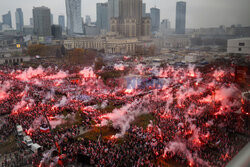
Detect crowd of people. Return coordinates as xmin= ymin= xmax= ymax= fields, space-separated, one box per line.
xmin=0 ymin=64 xmax=249 ymax=167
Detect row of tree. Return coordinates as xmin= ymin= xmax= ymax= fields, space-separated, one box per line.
xmin=26 ymin=44 xmax=66 ymax=58
xmin=26 ymin=44 xmax=99 ymax=66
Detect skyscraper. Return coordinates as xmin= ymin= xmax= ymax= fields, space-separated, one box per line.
xmin=0 ymin=23 xmax=3 ymax=31
xmin=30 ymin=18 xmax=33 ymax=26
xmin=108 ymin=0 xmax=119 ymax=30
xmin=119 ymin=0 xmax=142 ymax=22
xmin=108 ymin=0 xmax=119 ymax=18
xmin=15 ymin=8 xmax=24 ymax=32
xmin=33 ymin=6 xmax=51 ymax=36
xmin=58 ymin=15 xmax=65 ymax=31
xmin=142 ymin=3 xmax=146 ymax=17
xmin=85 ymin=15 xmax=91 ymax=25
xmin=65 ymin=0 xmax=83 ymax=35
xmin=50 ymin=14 xmax=53 ymax=25
xmin=150 ymin=7 xmax=160 ymax=32
xmin=160 ymin=19 xmax=171 ymax=36
xmin=110 ymin=0 xmax=150 ymax=37
xmin=2 ymin=11 xmax=12 ymax=28
xmin=51 ymin=25 xmax=62 ymax=39
xmin=175 ymin=1 xmax=186 ymax=34
xmin=96 ymin=3 xmax=108 ymax=31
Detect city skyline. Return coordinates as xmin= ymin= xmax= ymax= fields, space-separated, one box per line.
xmin=0 ymin=0 xmax=250 ymax=29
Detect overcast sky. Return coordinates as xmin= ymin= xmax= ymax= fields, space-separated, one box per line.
xmin=0 ymin=0 xmax=250 ymax=29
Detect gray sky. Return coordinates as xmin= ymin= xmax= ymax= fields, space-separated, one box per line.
xmin=0 ymin=0 xmax=250 ymax=29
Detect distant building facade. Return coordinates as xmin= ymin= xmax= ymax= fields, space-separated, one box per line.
xmin=175 ymin=1 xmax=186 ymax=34
xmin=85 ymin=15 xmax=91 ymax=25
xmin=227 ymin=38 xmax=250 ymax=55
xmin=64 ymin=36 xmax=137 ymax=54
xmin=0 ymin=34 xmax=21 ymax=48
xmin=64 ymin=32 xmax=155 ymax=54
xmin=50 ymin=14 xmax=53 ymax=25
xmin=33 ymin=6 xmax=51 ymax=36
xmin=160 ymin=19 xmax=171 ymax=36
xmin=65 ymin=0 xmax=83 ymax=35
xmin=58 ymin=15 xmax=65 ymax=31
xmin=30 ymin=18 xmax=33 ymax=26
xmin=51 ymin=25 xmax=62 ymax=39
xmin=23 ymin=26 xmax=33 ymax=35
xmin=0 ymin=56 xmax=31 ymax=65
xmin=15 ymin=8 xmax=24 ymax=32
xmin=64 ymin=37 xmax=105 ymax=51
xmin=150 ymin=7 xmax=160 ymax=32
xmin=96 ymin=3 xmax=109 ymax=31
xmin=2 ymin=11 xmax=12 ymax=28
xmin=161 ymin=34 xmax=190 ymax=48
xmin=110 ymin=0 xmax=151 ymax=37
xmin=85 ymin=25 xmax=99 ymax=36
xmin=0 ymin=23 xmax=3 ymax=31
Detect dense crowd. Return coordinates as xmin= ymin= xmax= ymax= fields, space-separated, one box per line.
xmin=0 ymin=64 xmax=249 ymax=167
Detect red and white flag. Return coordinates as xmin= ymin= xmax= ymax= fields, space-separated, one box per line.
xmin=40 ymin=125 xmax=50 ymax=133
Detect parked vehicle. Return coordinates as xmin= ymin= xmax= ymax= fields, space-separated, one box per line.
xmin=31 ymin=143 xmax=42 ymax=153
xmin=23 ymin=136 xmax=33 ymax=147
xmin=16 ymin=125 xmax=23 ymax=136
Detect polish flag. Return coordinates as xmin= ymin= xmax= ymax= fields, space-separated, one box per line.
xmin=40 ymin=124 xmax=50 ymax=133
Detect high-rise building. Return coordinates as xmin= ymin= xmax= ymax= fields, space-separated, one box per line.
xmin=15 ymin=8 xmax=24 ymax=32
xmin=50 ymin=14 xmax=53 ymax=25
xmin=51 ymin=24 xmax=62 ymax=39
xmin=0 ymin=23 xmax=3 ymax=31
xmin=33 ymin=6 xmax=51 ymax=36
xmin=108 ymin=0 xmax=119 ymax=30
xmin=142 ymin=3 xmax=146 ymax=17
xmin=110 ymin=0 xmax=151 ymax=37
xmin=175 ymin=1 xmax=186 ymax=34
xmin=96 ymin=3 xmax=108 ymax=31
xmin=119 ymin=0 xmax=142 ymax=21
xmin=160 ymin=19 xmax=171 ymax=35
xmin=85 ymin=15 xmax=91 ymax=25
xmin=30 ymin=18 xmax=33 ymax=26
xmin=150 ymin=7 xmax=160 ymax=32
xmin=2 ymin=11 xmax=12 ymax=28
xmin=65 ymin=0 xmax=83 ymax=35
xmin=161 ymin=19 xmax=171 ymax=29
xmin=108 ymin=0 xmax=119 ymax=18
xmin=58 ymin=15 xmax=65 ymax=31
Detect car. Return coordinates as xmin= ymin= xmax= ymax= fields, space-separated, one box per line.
xmin=23 ymin=136 xmax=33 ymax=147
xmin=16 ymin=125 xmax=23 ymax=136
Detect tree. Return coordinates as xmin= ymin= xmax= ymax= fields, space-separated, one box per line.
xmin=84 ymin=49 xmax=97 ymax=65
xmin=68 ymin=48 xmax=85 ymax=64
xmin=27 ymin=44 xmax=46 ymax=57
xmin=66 ymin=48 xmax=97 ymax=65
